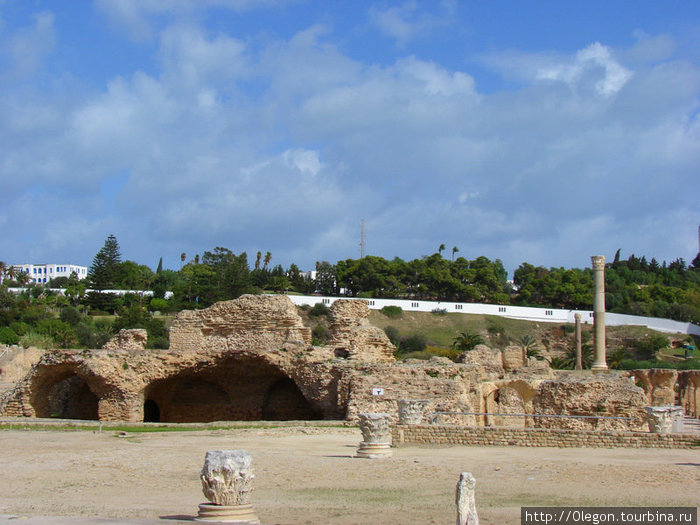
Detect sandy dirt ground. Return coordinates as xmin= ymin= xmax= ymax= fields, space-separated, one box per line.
xmin=0 ymin=426 xmax=698 ymax=525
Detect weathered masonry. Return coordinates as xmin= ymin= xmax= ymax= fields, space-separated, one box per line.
xmin=1 ymin=295 xmax=697 ymax=428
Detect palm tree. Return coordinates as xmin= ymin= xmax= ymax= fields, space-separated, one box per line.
xmin=452 ymin=331 xmax=484 ymax=352
xmin=607 ymin=347 xmax=632 ymax=369
xmin=519 ymin=334 xmax=542 ymax=361
xmin=180 ymin=253 xmax=186 ymax=269
xmin=438 ymin=244 xmax=446 ymax=257
xmin=451 ymin=246 xmax=459 ymax=261
xmin=263 ymin=252 xmax=272 ymax=271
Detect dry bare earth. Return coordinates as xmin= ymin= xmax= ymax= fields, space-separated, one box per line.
xmin=0 ymin=427 xmax=698 ymax=525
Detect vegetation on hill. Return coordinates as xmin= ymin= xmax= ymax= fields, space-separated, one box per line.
xmin=1 ymin=236 xmax=699 ymax=352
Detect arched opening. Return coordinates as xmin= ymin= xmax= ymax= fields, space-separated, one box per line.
xmin=262 ymin=378 xmax=321 ymax=420
xmin=143 ymin=355 xmax=324 ymax=423
xmin=32 ymin=372 xmax=99 ymax=420
xmin=143 ymin=399 xmax=160 ymax=422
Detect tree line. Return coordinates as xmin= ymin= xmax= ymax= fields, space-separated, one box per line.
xmin=1 ymin=236 xmax=699 ymax=350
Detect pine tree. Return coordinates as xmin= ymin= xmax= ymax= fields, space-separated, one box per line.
xmin=88 ymin=234 xmax=122 ymax=290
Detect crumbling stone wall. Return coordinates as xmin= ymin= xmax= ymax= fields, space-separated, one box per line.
xmin=103 ymin=329 xmax=147 ymax=351
xmin=0 ymin=295 xmax=675 ymax=432
xmin=327 ymin=299 xmax=395 ymax=362
xmin=169 ymin=294 xmax=313 ymax=353
xmin=534 ymin=375 xmax=647 ymax=431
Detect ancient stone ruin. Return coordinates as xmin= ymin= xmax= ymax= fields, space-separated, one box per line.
xmin=0 ymin=294 xmax=696 ymax=431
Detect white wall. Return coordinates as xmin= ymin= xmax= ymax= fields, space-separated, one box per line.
xmin=283 ymin=294 xmax=700 ymax=336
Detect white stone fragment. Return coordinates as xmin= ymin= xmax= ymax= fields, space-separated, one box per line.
xmin=456 ymin=471 xmax=478 ymax=525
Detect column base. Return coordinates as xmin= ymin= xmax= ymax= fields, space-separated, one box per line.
xmin=591 ymin=363 xmax=609 ymax=373
xmin=195 ymin=503 xmax=260 ymax=523
xmin=356 ymin=442 xmax=392 ymax=459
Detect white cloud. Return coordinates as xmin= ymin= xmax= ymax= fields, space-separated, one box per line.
xmin=283 ymin=148 xmax=322 ymax=177
xmin=368 ymin=1 xmax=456 ymax=46
xmin=1 ymin=8 xmax=698 ymax=273
xmin=1 ymin=10 xmax=54 ymax=77
xmin=95 ymin=0 xmax=285 ymax=42
xmin=536 ymin=42 xmax=633 ymax=96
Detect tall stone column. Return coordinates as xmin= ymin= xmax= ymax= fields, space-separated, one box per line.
xmin=591 ymin=256 xmax=608 ymax=372
xmin=574 ymin=313 xmax=582 ymax=370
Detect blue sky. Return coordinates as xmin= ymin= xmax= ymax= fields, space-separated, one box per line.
xmin=1 ymin=1 xmax=699 ymax=275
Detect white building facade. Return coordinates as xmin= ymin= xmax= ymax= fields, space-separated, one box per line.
xmin=3 ymin=264 xmax=88 ymax=284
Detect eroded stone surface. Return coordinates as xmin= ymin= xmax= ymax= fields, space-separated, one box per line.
xmin=456 ymin=472 xmax=478 ymax=525
xmin=358 ymin=413 xmax=392 ymax=443
xmin=327 ymin=300 xmax=395 ymax=362
xmin=201 ymin=450 xmax=255 ymax=506
xmin=645 ymin=406 xmax=684 ymax=433
xmin=0 ymin=294 xmax=679 ymax=431
xmin=102 ymin=329 xmax=148 ymax=351
xmin=397 ymin=399 xmax=429 ymax=425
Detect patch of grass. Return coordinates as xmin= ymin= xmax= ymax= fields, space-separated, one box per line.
xmin=289 ymin=487 xmax=409 ymax=505
xmin=0 ymin=421 xmax=352 ymax=433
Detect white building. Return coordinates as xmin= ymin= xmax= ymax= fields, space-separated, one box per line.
xmin=2 ymin=263 xmax=88 ymax=284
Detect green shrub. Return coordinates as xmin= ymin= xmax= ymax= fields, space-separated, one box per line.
xmin=384 ymin=326 xmax=400 ymax=346
xmin=146 ymin=318 xmax=169 ymax=349
xmin=35 ymin=319 xmax=76 ymax=348
xmin=9 ymin=321 xmax=31 ymax=336
xmin=628 ymin=334 xmax=670 ymax=360
xmin=431 ymin=308 xmax=447 ymax=315
xmin=0 ymin=326 xmax=19 ymax=345
xmin=312 ymin=323 xmax=330 ymax=345
xmin=618 ymin=358 xmax=700 ymax=370
xmin=59 ymin=306 xmax=83 ymax=326
xmin=19 ymin=331 xmax=56 ymax=349
xmin=75 ymin=321 xmax=114 ymax=349
xmin=149 ymin=298 xmax=170 ymax=313
xmin=617 ymin=359 xmax=676 ymax=370
xmin=309 ymin=302 xmax=330 ymax=317
xmin=380 ymin=305 xmax=403 ymax=318
xmin=398 ymin=334 xmax=427 ymax=353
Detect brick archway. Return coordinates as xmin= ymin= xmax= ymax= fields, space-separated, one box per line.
xmin=30 ymin=366 xmax=99 ymax=420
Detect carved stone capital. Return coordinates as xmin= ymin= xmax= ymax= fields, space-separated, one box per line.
xmin=644 ymin=406 xmax=684 ymax=433
xmin=357 ymin=413 xmax=392 ymax=458
xmin=397 ymin=399 xmax=429 ymax=425
xmin=591 ymin=255 xmax=606 ymax=271
xmin=358 ymin=412 xmax=392 ymax=443
xmin=200 ymin=450 xmax=255 ymax=506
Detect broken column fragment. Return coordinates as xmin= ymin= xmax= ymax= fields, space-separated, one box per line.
xmin=196 ymin=449 xmax=260 ymax=523
xmin=456 ymin=472 xmax=479 ymax=525
xmin=356 ymin=412 xmax=392 ymax=458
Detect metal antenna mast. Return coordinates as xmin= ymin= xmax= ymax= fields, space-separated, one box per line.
xmin=360 ymin=218 xmax=366 ymax=258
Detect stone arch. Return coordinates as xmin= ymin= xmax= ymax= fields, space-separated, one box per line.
xmin=30 ymin=365 xmax=100 ymax=420
xmin=262 ymin=377 xmax=321 ymax=420
xmin=143 ymin=354 xmax=324 ymax=423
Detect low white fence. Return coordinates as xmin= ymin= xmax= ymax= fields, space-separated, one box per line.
xmin=283 ymin=294 xmax=700 ymax=336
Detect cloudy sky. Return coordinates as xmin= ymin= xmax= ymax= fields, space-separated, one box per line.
xmin=1 ymin=1 xmax=698 ymax=275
